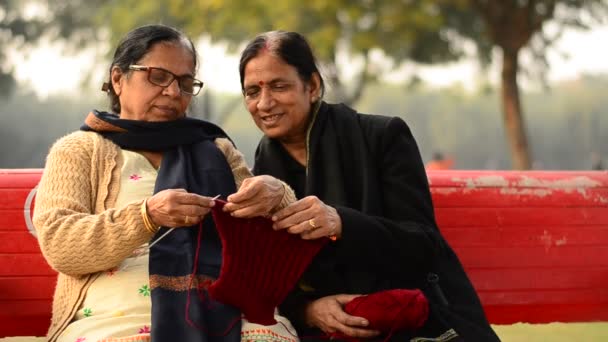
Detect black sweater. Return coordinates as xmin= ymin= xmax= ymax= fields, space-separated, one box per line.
xmin=253 ymin=102 xmax=499 ymax=341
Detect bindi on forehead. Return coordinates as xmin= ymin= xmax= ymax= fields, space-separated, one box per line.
xmin=258 ymin=81 xmax=265 ymax=86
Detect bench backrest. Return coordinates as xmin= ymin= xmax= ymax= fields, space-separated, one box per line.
xmin=0 ymin=169 xmax=55 ymax=337
xmin=433 ymin=170 xmax=608 ymax=324
xmin=0 ymin=169 xmax=607 ymax=337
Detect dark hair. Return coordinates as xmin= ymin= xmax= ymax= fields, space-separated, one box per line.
xmin=104 ymin=24 xmax=198 ymax=114
xmin=238 ymin=31 xmax=325 ymax=98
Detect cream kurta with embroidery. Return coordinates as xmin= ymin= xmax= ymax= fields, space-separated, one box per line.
xmin=57 ymin=150 xmax=156 ymax=342
xmin=56 ymin=150 xmax=299 ymax=342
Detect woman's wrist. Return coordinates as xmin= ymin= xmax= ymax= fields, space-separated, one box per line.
xmin=274 ymin=181 xmax=296 ymax=211
xmin=141 ymin=198 xmax=160 ymax=234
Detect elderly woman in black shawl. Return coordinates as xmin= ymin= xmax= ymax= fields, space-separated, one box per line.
xmin=225 ymin=31 xmax=500 ymax=341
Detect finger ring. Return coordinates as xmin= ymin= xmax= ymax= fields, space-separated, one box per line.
xmin=185 ymin=216 xmax=190 ymax=225
xmin=308 ymin=219 xmax=317 ymax=230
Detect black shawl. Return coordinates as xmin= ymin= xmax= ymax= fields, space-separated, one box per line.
xmin=253 ymin=102 xmax=499 ymax=341
xmin=82 ymin=111 xmax=242 ymax=342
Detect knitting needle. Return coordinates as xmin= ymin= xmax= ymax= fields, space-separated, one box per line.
xmin=147 ymin=194 xmax=221 ymax=249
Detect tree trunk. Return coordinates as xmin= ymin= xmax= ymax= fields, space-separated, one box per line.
xmin=343 ymin=52 xmax=370 ymax=106
xmin=501 ymin=48 xmax=531 ymax=170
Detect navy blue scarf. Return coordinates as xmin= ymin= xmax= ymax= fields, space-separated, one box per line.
xmin=82 ymin=111 xmax=242 ymax=342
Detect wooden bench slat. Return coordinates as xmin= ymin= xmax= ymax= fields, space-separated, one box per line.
xmin=497 ymin=207 xmax=608 ymax=226
xmin=484 ymin=304 xmax=608 ymax=324
xmin=0 ymin=254 xmax=56 ymax=276
xmin=478 ymin=288 xmax=608 ymax=305
xmin=435 ymin=207 xmax=608 ymax=227
xmin=457 ymin=246 xmax=608 ymax=268
xmin=0 ymin=189 xmax=31 ymax=209
xmin=0 ymin=299 xmax=52 ymax=337
xmin=468 ymin=267 xmax=608 ymax=290
xmin=0 ymin=298 xmax=53 ymax=316
xmin=0 ymin=276 xmax=56 ymax=300
xmin=0 ymin=209 xmax=32 ymax=231
xmin=428 ymin=170 xmax=608 ymax=188
xmin=442 ymin=226 xmax=608 ymax=247
xmin=0 ymin=232 xmax=41 ymax=253
xmin=458 ymin=245 xmax=608 ymax=268
xmin=435 ymin=207 xmax=501 ymax=226
xmin=0 ymin=318 xmax=48 ymax=339
xmin=0 ymin=170 xmax=41 ymax=188
xmin=431 ymin=187 xmax=608 ymax=208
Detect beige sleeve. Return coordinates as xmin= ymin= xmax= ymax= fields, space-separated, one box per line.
xmin=214 ymin=137 xmax=253 ymax=189
xmin=33 ymin=132 xmax=153 ymax=276
xmin=214 ymin=137 xmax=296 ymax=211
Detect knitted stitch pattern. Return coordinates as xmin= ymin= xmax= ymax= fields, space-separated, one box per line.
xmin=33 ymin=131 xmax=273 ymax=341
xmin=344 ymin=289 xmax=428 ymax=332
xmin=209 ymin=200 xmax=328 ymax=325
xmin=330 ymin=289 xmax=429 ymax=341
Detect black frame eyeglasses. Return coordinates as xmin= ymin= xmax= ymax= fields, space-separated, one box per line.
xmin=129 ymin=65 xmax=204 ymax=96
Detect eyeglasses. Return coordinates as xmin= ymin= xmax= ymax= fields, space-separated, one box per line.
xmin=128 ymin=65 xmax=203 ymax=96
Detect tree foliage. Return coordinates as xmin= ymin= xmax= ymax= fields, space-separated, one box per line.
xmin=89 ymin=0 xmax=466 ymax=104
xmin=0 ymin=0 xmax=108 ymax=95
xmin=436 ymin=0 xmax=608 ymax=169
xmin=3 ymin=0 xmax=607 ymax=170
xmin=442 ymin=0 xmax=608 ymax=80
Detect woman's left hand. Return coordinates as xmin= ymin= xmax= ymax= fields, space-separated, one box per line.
xmin=271 ymin=196 xmax=342 ymax=240
xmin=224 ymin=175 xmax=285 ymax=218
xmin=304 ymin=294 xmax=380 ymax=339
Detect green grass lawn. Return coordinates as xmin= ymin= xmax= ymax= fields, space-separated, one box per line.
xmin=493 ymin=322 xmax=608 ymax=341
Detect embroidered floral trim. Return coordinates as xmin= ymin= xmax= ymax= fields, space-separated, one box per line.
xmin=410 ymin=328 xmax=459 ymax=342
xmin=97 ymin=334 xmax=150 ymax=342
xmin=149 ymin=274 xmax=215 ymax=291
xmin=84 ymin=112 xmax=128 ymax=133
xmin=241 ymin=328 xmax=298 ymax=342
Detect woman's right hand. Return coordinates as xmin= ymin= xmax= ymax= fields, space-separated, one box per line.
xmin=304 ymin=294 xmax=381 ymax=339
xmin=224 ymin=175 xmax=286 ymax=218
xmin=271 ymin=196 xmax=342 ymax=240
xmin=145 ymin=189 xmax=216 ymax=228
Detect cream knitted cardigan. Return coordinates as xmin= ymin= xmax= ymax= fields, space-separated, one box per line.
xmin=33 ymin=131 xmax=294 ymax=341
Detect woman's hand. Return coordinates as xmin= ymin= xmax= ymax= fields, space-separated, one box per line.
xmin=305 ymin=294 xmax=381 ymax=339
xmin=146 ymin=189 xmax=216 ymax=228
xmin=223 ymin=175 xmax=285 ymax=218
xmin=271 ymin=196 xmax=342 ymax=240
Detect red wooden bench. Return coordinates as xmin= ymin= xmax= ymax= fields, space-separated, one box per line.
xmin=1 ymin=169 xmax=607 ymax=338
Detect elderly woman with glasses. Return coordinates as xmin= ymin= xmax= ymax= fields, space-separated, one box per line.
xmin=33 ymin=24 xmax=297 ymax=342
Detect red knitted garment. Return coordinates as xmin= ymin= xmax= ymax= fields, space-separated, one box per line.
xmin=330 ymin=289 xmax=429 ymax=341
xmin=209 ymin=200 xmax=328 ymax=325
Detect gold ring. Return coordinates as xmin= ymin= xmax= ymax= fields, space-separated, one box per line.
xmin=308 ymin=219 xmax=317 ymax=229
xmin=185 ymin=216 xmax=190 ymax=225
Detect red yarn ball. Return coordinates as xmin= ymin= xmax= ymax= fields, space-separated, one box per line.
xmin=344 ymin=289 xmax=429 ymax=332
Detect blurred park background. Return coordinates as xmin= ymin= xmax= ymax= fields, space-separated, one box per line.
xmin=1 ymin=0 xmax=607 ymax=170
